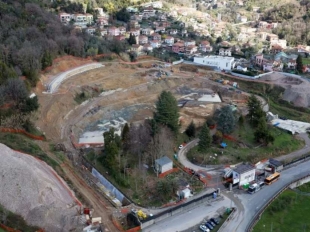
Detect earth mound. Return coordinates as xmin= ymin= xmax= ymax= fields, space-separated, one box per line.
xmin=0 ymin=144 xmax=82 ymax=231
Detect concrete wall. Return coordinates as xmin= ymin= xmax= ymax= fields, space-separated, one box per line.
xmin=141 ymin=193 xmax=217 ymax=229
xmin=172 ymin=59 xmax=184 ymax=65
xmin=289 ymin=175 xmax=310 ymax=189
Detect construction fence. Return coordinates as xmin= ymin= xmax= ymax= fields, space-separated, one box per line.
xmin=0 ymin=128 xmax=45 ymax=141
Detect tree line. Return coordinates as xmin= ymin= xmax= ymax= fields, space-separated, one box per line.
xmin=0 ymin=0 xmax=129 ymax=87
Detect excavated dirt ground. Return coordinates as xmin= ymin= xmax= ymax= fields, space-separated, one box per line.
xmin=260 ymin=72 xmax=310 ymax=107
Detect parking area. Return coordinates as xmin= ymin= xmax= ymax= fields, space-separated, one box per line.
xmin=180 ymin=207 xmax=230 ymax=232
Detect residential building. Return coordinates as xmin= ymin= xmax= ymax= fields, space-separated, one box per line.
xmin=131 ymin=44 xmax=143 ymax=54
xmin=151 ymin=33 xmax=161 ymax=41
xmin=150 ymin=40 xmax=161 ymax=48
xmin=115 ymin=35 xmax=126 ymax=41
xmin=172 ymin=42 xmax=185 ymax=53
xmin=130 ymin=29 xmax=140 ymax=36
xmin=143 ymin=43 xmax=153 ymax=52
xmin=85 ymin=14 xmax=94 ymax=24
xmin=108 ymin=27 xmax=120 ymax=36
xmin=143 ymin=6 xmax=156 ymax=17
xmin=138 ymin=35 xmax=148 ymax=44
xmin=59 ymin=13 xmax=72 ymax=23
xmin=129 ymin=20 xmax=140 ymax=29
xmin=186 ymin=45 xmax=198 ymax=54
xmin=199 ymin=41 xmax=213 ymax=53
xmin=93 ymin=8 xmax=104 ymax=16
xmin=164 ymin=36 xmax=174 ymax=46
xmin=141 ymin=28 xmax=154 ymax=36
xmin=155 ymin=27 xmax=166 ymax=33
xmin=119 ymin=27 xmax=126 ymax=35
xmin=184 ymin=40 xmax=196 ymax=47
xmin=219 ymin=48 xmax=232 ymax=56
xmin=168 ymin=29 xmax=178 ymax=35
xmin=86 ymin=27 xmax=96 ymax=35
xmin=193 ymin=55 xmax=235 ymax=71
xmin=97 ymin=16 xmax=108 ymax=27
xmin=266 ymin=34 xmax=279 ymax=42
xmin=270 ymin=44 xmax=283 ymax=54
xmin=100 ymin=28 xmax=108 ymax=36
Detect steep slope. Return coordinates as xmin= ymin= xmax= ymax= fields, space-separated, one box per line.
xmin=0 ymin=144 xmax=83 ymax=232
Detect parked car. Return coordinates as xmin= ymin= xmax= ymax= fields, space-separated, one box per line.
xmin=179 ymin=144 xmax=184 ymax=149
xmin=199 ymin=224 xmax=210 ymax=232
xmin=205 ymin=222 xmax=213 ymax=230
xmin=210 ymin=218 xmax=220 ymax=225
xmin=208 ymin=220 xmax=216 ymax=227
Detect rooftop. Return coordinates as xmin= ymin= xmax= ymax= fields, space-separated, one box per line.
xmin=234 ymin=164 xmax=255 ymax=174
xmin=155 ymin=156 xmax=172 ymax=166
xmin=269 ymin=158 xmax=283 ymax=167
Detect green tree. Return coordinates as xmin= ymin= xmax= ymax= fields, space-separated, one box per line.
xmin=154 ymin=91 xmax=180 ymax=134
xmin=198 ymin=123 xmax=211 ymax=152
xmin=296 ymin=55 xmax=303 ymax=73
xmin=116 ymin=7 xmax=131 ymax=22
xmin=185 ymin=121 xmax=196 ymax=138
xmin=247 ymin=95 xmax=264 ymax=127
xmin=254 ymin=117 xmax=275 ymax=145
xmin=102 ymin=128 xmax=119 ymax=171
xmin=214 ymin=105 xmax=236 ymax=134
xmin=121 ymin=123 xmax=130 ymax=142
xmin=128 ymin=33 xmax=137 ymax=45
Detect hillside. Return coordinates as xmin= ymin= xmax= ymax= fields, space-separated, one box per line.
xmin=0 ymin=143 xmax=83 ymax=231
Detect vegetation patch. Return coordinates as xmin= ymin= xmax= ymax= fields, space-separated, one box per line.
xmin=188 ymin=122 xmax=303 ymax=165
xmin=0 ymin=204 xmax=40 ymax=232
xmin=253 ymin=189 xmax=310 ymax=232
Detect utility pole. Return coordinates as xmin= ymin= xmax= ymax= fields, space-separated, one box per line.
xmin=270 ymin=222 xmax=273 ymax=232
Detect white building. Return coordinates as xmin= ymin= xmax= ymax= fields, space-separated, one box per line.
xmin=232 ymin=164 xmax=256 ymax=186
xmin=193 ymin=56 xmax=235 ymax=71
xmin=155 ymin=156 xmax=173 ymax=174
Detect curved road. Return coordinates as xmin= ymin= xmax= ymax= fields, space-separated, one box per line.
xmin=177 ymin=133 xmax=310 ymax=232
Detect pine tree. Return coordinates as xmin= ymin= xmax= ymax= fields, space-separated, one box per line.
xmin=102 ymin=128 xmax=119 ymax=171
xmin=185 ymin=121 xmax=196 ymax=138
xmin=128 ymin=33 xmax=137 ymax=45
xmin=154 ymin=91 xmax=180 ymax=134
xmin=296 ymin=55 xmax=303 ymax=73
xmin=254 ymin=117 xmax=274 ymax=145
xmin=247 ymin=95 xmax=264 ymax=127
xmin=214 ymin=105 xmax=236 ymax=134
xmin=198 ymin=123 xmax=211 ymax=152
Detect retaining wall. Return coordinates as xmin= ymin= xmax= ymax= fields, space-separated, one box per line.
xmin=141 ymin=192 xmax=214 ymax=229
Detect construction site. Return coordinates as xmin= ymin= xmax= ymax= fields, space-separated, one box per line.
xmin=2 ymin=54 xmax=308 ymax=231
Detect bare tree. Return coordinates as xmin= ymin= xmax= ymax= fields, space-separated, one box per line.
xmin=146 ymin=126 xmax=175 ymax=166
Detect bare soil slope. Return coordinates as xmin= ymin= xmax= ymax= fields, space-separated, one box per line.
xmin=0 ymin=144 xmax=82 ymax=232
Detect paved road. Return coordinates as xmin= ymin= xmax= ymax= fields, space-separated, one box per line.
xmin=222 ymin=159 xmax=310 ymax=232
xmin=177 ymin=134 xmax=310 ymax=232
xmin=143 ymin=195 xmax=232 ymax=232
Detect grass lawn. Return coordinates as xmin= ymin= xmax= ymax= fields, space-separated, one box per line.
xmin=302 ymin=57 xmax=310 ymax=65
xmin=187 ymin=122 xmax=304 ymax=165
xmin=253 ymin=188 xmax=310 ymax=232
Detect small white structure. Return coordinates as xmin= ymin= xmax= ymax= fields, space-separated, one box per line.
xmin=198 ymin=93 xmax=222 ymax=103
xmin=271 ymin=118 xmax=310 ymax=134
xmin=177 ymin=188 xmax=192 ymax=199
xmin=232 ymin=164 xmax=256 ymax=186
xmin=155 ymin=156 xmax=173 ymax=174
xmin=193 ymin=56 xmax=235 ymax=71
